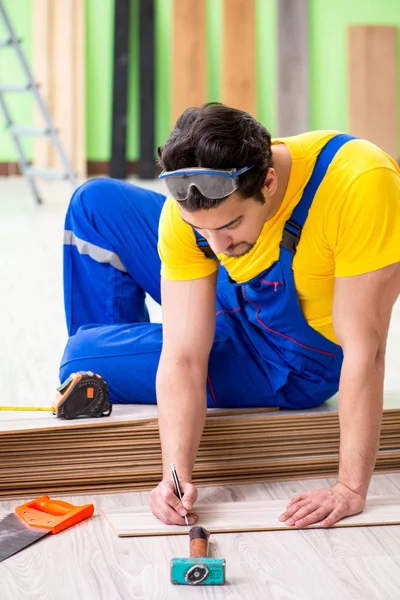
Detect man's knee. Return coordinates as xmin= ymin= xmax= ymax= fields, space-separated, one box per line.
xmin=67 ymin=178 xmax=126 ymax=224
xmin=66 ymin=178 xmax=159 ymax=230
xmin=59 ymin=324 xmax=100 ymax=382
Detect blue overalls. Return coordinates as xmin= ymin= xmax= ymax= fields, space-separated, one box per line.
xmin=60 ymin=134 xmax=354 ymax=409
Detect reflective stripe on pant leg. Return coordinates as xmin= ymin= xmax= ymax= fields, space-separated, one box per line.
xmin=63 ymin=179 xmax=162 ymax=334
xmin=64 ymin=230 xmax=127 ymax=272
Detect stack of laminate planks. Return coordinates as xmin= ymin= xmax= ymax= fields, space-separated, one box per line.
xmin=1 ymin=396 xmax=400 ymax=499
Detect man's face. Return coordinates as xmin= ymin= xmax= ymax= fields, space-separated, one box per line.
xmin=179 ymin=191 xmax=269 ymax=258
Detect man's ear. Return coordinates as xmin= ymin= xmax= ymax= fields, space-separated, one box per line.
xmin=264 ymin=168 xmax=278 ymax=196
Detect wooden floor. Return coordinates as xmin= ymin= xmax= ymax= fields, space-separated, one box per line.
xmin=0 ymin=473 xmax=400 ymax=599
xmin=1 ymin=177 xmax=400 ymax=599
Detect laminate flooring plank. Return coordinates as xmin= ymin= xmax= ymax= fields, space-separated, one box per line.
xmin=3 ymin=395 xmax=400 ymax=434
xmin=172 ymin=0 xmax=206 ymax=124
xmin=103 ymin=496 xmax=400 ymax=537
xmin=348 ymin=26 xmax=398 ymax=160
xmin=0 ymin=405 xmax=281 ymax=434
xmin=222 ymin=0 xmax=256 ymax=114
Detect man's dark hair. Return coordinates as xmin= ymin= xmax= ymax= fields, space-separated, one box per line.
xmin=158 ymin=103 xmax=273 ymax=212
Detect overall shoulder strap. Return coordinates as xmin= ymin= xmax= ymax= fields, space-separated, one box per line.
xmin=193 ymin=229 xmax=216 ymax=259
xmin=279 ymin=133 xmax=357 ymax=263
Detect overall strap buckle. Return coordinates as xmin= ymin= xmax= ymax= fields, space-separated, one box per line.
xmin=280 ymin=220 xmax=302 ymax=254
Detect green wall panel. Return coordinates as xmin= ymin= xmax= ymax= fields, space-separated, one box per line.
xmin=85 ymin=0 xmax=114 ymax=161
xmin=206 ymin=0 xmax=222 ymax=103
xmin=155 ymin=0 xmax=172 ymax=149
xmin=0 ymin=0 xmax=33 ymax=161
xmin=309 ymin=0 xmax=400 ymax=154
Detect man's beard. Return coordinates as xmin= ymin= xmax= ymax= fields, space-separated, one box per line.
xmin=223 ymin=241 xmax=256 ymax=258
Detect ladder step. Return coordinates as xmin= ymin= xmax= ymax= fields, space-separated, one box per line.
xmin=0 ymin=83 xmax=33 ymax=93
xmin=0 ymin=36 xmax=22 ymax=48
xmin=8 ymin=125 xmax=51 ymax=137
xmin=22 ymin=166 xmax=70 ymax=181
xmin=0 ymin=37 xmax=22 ymax=47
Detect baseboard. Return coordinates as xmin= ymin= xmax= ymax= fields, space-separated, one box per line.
xmin=0 ymin=160 xmax=153 ymax=177
xmin=0 ymin=162 xmax=21 ymax=176
xmin=87 ymin=161 xmax=138 ymax=176
xmin=1 ymin=157 xmax=398 ymax=179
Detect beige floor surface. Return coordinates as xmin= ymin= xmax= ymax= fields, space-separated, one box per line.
xmin=1 ymin=473 xmax=400 ymax=599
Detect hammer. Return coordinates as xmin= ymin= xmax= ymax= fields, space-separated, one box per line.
xmin=170 ymin=526 xmax=226 ymax=586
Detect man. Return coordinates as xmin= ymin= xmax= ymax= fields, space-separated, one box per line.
xmin=60 ymin=103 xmax=400 ymax=529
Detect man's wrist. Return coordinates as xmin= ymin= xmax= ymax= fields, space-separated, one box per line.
xmin=335 ymin=479 xmax=368 ymax=499
xmin=162 ymin=466 xmax=193 ymax=483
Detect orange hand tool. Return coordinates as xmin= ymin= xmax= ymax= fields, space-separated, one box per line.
xmin=0 ymin=495 xmax=94 ymax=562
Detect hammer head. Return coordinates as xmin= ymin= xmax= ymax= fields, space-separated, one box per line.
xmin=170 ymin=557 xmax=226 ymax=586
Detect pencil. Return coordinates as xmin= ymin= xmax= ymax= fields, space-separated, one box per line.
xmin=170 ymin=463 xmax=189 ymax=526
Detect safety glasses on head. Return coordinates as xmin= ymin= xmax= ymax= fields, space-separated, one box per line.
xmin=159 ymin=165 xmax=254 ymax=201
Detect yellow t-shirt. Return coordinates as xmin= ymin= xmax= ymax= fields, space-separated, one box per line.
xmin=158 ymin=131 xmax=400 ymax=344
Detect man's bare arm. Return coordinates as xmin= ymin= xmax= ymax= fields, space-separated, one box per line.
xmin=334 ymin=262 xmax=400 ymax=498
xmin=150 ymin=272 xmax=217 ymax=524
xmin=279 ymin=261 xmax=400 ymax=527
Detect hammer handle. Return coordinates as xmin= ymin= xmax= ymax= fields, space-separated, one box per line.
xmin=189 ymin=526 xmax=210 ymax=558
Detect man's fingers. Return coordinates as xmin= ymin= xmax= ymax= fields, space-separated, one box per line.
xmin=277 ymin=485 xmax=366 ymax=528
xmin=161 ymin=488 xmax=179 ymax=506
xmin=161 ymin=487 xmax=187 ymax=515
xmin=289 ymin=506 xmax=332 ymax=527
xmin=158 ymin=504 xmax=198 ymax=526
xmin=318 ymin=509 xmax=345 ymax=528
xmin=286 ymin=493 xmax=307 ymax=508
xmin=182 ymin=483 xmax=198 ymax=510
xmin=162 ymin=482 xmax=198 ymax=514
xmin=150 ymin=489 xmax=197 ymax=525
xmin=283 ymin=503 xmax=320 ymax=525
xmin=149 ymin=480 xmax=199 ymax=525
xmin=279 ymin=498 xmax=313 ymax=521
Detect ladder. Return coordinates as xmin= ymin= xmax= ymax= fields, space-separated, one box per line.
xmin=0 ymin=1 xmax=77 ymax=204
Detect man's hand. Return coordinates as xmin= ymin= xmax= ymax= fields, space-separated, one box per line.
xmin=278 ymin=482 xmax=366 ymax=528
xmin=150 ymin=479 xmax=199 ymax=525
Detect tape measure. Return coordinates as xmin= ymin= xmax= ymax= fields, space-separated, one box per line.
xmin=0 ymin=372 xmax=112 ymax=419
xmin=52 ymin=372 xmax=112 ymax=419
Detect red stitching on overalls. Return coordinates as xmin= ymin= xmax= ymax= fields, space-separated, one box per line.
xmin=241 ymin=287 xmax=336 ymax=358
xmin=216 ymin=307 xmax=242 ymax=317
xmin=262 ymin=280 xmax=282 ymax=292
xmin=207 ymin=374 xmax=217 ymax=405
